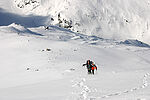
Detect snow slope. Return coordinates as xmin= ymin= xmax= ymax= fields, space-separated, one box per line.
xmin=11 ymin=0 xmax=150 ymax=43
xmin=0 ymin=0 xmax=150 ymax=100
xmin=0 ymin=23 xmax=150 ymax=100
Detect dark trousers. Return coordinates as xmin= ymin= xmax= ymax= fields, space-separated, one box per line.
xmin=92 ymin=70 xmax=94 ymax=74
xmin=88 ymin=69 xmax=91 ymax=74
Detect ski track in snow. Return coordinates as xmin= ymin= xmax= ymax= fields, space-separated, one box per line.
xmin=71 ymin=73 xmax=150 ymax=100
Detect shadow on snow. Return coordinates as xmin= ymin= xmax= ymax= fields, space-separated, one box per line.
xmin=0 ymin=8 xmax=48 ymax=28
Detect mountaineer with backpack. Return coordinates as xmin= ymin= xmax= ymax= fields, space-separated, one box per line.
xmin=83 ymin=60 xmax=97 ymax=74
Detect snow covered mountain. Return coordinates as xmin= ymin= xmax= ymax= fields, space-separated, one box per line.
xmin=11 ymin=0 xmax=150 ymax=43
xmin=0 ymin=0 xmax=150 ymax=100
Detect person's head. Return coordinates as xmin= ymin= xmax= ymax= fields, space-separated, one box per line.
xmin=87 ymin=60 xmax=90 ymax=64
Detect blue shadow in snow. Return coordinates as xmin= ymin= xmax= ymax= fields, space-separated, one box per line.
xmin=120 ymin=39 xmax=150 ymax=48
xmin=0 ymin=8 xmax=48 ymax=27
xmin=11 ymin=26 xmax=43 ymax=36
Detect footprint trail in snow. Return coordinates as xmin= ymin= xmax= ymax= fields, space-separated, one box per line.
xmin=71 ymin=73 xmax=150 ymax=100
xmin=72 ymin=78 xmax=97 ymax=100
xmin=94 ymin=73 xmax=150 ymax=99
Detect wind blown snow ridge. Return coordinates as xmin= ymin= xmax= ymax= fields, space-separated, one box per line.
xmin=120 ymin=39 xmax=150 ymax=48
xmin=0 ymin=23 xmax=43 ymax=36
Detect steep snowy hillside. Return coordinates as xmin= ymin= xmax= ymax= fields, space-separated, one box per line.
xmin=11 ymin=0 xmax=150 ymax=43
xmin=0 ymin=23 xmax=150 ymax=100
xmin=1 ymin=0 xmax=150 ymax=100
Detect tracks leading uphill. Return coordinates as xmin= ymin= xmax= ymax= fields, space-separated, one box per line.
xmin=71 ymin=73 xmax=150 ymax=100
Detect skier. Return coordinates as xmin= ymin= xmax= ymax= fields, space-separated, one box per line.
xmin=83 ymin=60 xmax=97 ymax=74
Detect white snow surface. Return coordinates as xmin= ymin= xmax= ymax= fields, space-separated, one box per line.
xmin=0 ymin=0 xmax=150 ymax=100
xmin=10 ymin=0 xmax=150 ymax=43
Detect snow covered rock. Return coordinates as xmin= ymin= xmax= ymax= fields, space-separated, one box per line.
xmin=14 ymin=0 xmax=40 ymax=10
xmin=120 ymin=39 xmax=150 ymax=48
